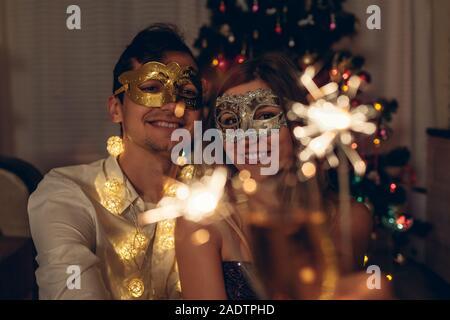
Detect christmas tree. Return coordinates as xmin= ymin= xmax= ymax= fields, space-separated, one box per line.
xmin=195 ymin=0 xmax=357 ymax=71
xmin=195 ymin=0 xmax=368 ymax=96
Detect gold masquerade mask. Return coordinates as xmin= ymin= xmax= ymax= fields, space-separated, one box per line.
xmin=114 ymin=61 xmax=202 ymax=110
xmin=215 ymin=88 xmax=287 ymax=141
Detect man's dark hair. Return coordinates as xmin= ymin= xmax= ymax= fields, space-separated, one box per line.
xmin=113 ymin=23 xmax=195 ymax=103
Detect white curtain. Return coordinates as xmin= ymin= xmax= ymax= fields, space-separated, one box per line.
xmin=342 ymin=0 xmax=438 ymax=185
xmin=0 ymin=0 xmax=14 ymax=155
xmin=343 ymin=0 xmax=449 ymax=263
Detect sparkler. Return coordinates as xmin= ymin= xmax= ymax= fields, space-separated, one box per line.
xmin=292 ymin=66 xmax=377 ymax=271
xmin=292 ymin=66 xmax=377 ymax=179
xmin=138 ymin=167 xmax=228 ymax=226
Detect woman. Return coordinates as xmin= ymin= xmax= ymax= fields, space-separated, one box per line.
xmin=175 ymin=53 xmax=373 ymax=300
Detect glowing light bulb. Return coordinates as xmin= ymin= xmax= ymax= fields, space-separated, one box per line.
xmin=176 ymin=156 xmax=187 ymax=166
xmin=389 ymin=183 xmax=397 ymax=193
xmin=238 ymin=170 xmax=251 ymax=181
xmin=191 ymin=229 xmax=210 ymax=246
xmin=298 ymin=267 xmax=316 ymax=284
xmin=301 ymin=162 xmax=316 ymax=178
xmin=106 ymin=136 xmax=124 ymax=157
xmin=101 ymin=178 xmax=125 ymax=215
xmin=242 ymin=178 xmax=257 ymax=194
xmin=128 ymin=278 xmax=145 ymax=298
xmin=310 ymin=211 xmax=326 ymax=225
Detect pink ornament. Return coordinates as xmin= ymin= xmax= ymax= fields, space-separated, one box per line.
xmin=219 ymin=1 xmax=225 ymax=13
xmin=275 ymin=23 xmax=282 ymax=34
xmin=252 ymin=0 xmax=259 ymax=12
xmin=236 ymin=55 xmax=245 ymax=64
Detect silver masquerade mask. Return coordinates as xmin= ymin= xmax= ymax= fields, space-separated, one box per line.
xmin=215 ymin=88 xmax=287 ymax=141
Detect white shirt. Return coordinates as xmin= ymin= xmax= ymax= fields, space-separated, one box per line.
xmin=28 ymin=155 xmax=180 ymax=300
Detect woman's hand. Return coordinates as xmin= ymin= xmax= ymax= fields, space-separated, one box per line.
xmin=175 ymin=217 xmax=228 ymax=299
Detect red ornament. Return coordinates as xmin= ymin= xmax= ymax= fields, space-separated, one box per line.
xmin=342 ymin=71 xmax=350 ymax=80
xmin=395 ymin=215 xmax=413 ymax=231
xmin=330 ymin=14 xmax=337 ymax=30
xmin=275 ymin=19 xmax=282 ymax=34
xmin=396 ymin=215 xmax=405 ymax=225
xmin=219 ymin=0 xmax=226 ymax=13
xmin=390 ymin=183 xmax=397 ymax=193
xmin=218 ymin=58 xmax=227 ymax=70
xmin=236 ymin=54 xmax=245 ymax=64
xmin=211 ymin=57 xmax=220 ymax=67
xmin=213 ymin=55 xmax=227 ymax=70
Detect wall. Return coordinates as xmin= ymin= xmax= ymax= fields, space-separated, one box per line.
xmin=431 ymin=0 xmax=450 ymax=128
xmin=0 ymin=0 xmax=209 ymax=173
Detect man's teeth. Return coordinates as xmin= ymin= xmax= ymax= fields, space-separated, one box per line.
xmin=244 ymin=152 xmax=269 ymax=160
xmin=151 ymin=121 xmax=179 ymax=128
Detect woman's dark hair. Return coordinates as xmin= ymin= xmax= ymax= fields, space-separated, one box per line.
xmin=218 ymin=53 xmax=304 ymax=102
xmin=113 ymin=23 xmax=195 ymax=103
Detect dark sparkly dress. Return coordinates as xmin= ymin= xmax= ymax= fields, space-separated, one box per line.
xmin=222 ymin=261 xmax=258 ymax=300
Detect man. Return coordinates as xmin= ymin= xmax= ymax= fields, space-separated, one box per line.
xmin=28 ymin=24 xmax=203 ymax=299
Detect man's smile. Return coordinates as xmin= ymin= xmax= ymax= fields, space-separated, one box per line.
xmin=146 ymin=120 xmax=181 ymax=129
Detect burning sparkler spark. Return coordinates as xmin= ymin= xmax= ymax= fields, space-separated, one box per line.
xmin=138 ymin=167 xmax=228 ymax=225
xmin=293 ymin=66 xmax=377 ymax=178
